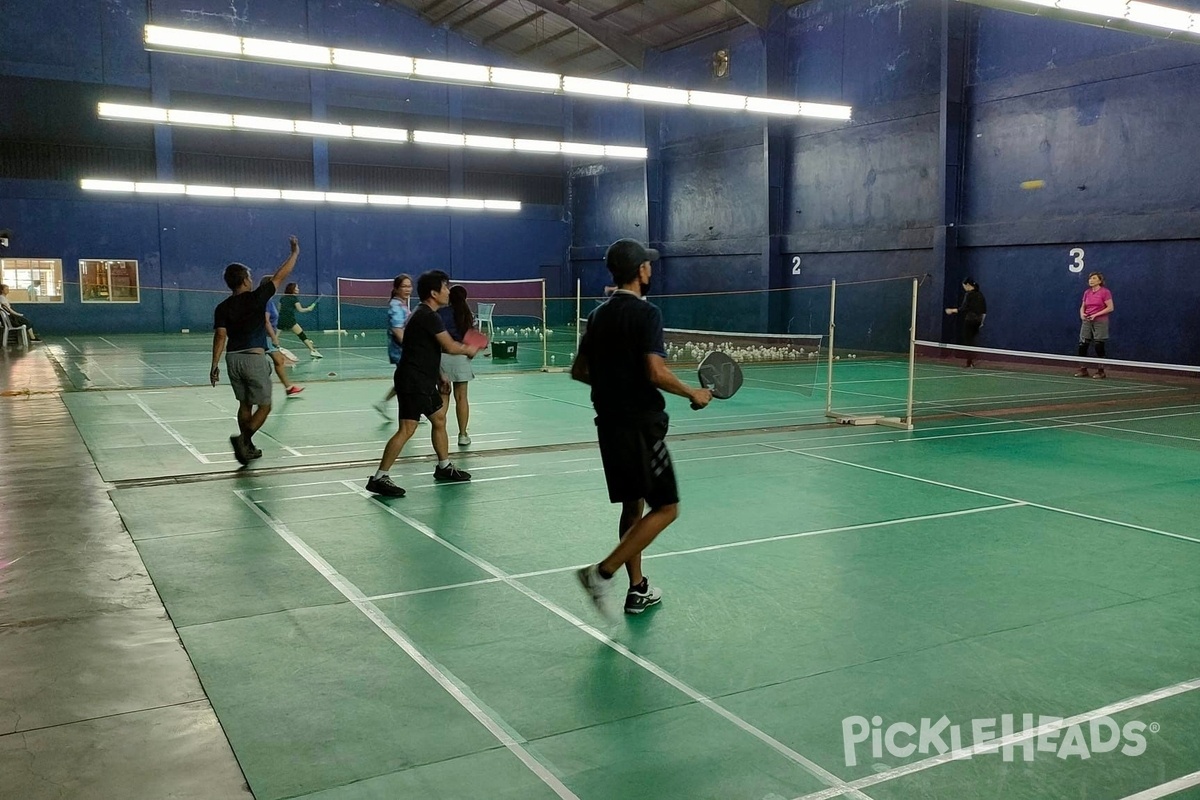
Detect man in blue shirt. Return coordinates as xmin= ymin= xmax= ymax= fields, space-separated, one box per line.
xmin=571 ymin=239 xmax=711 ymax=617
xmin=210 ymin=236 xmax=300 ymax=465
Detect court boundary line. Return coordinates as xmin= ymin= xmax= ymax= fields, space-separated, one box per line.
xmin=790 ymin=676 xmax=1200 ymax=800
xmin=104 ymin=401 xmax=1200 ymax=490
xmin=233 ymin=489 xmax=581 ymax=800
xmin=764 ymin=446 xmax=1200 ymax=546
xmin=1119 ymin=769 xmax=1200 ymax=800
xmin=128 ymin=393 xmax=210 ymax=463
xmin=338 ymin=480 xmax=872 ymax=800
xmin=360 ymin=503 xmax=1025 ymax=603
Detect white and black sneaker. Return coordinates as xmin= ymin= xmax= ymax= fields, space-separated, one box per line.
xmin=577 ymin=564 xmax=619 ymax=620
xmin=624 ymin=578 xmax=662 ymax=615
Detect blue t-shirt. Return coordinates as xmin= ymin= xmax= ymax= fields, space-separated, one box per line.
xmin=387 ymin=298 xmax=411 ymax=365
xmin=437 ymin=305 xmax=468 ymax=343
xmin=266 ymin=297 xmax=280 ymax=329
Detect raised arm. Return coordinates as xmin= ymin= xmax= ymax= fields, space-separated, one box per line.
xmin=270 ymin=236 xmax=300 ymax=290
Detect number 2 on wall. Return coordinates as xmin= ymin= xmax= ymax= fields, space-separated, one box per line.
xmin=791 ymin=256 xmax=802 ymax=275
xmin=1069 ymin=247 xmax=1085 ymax=273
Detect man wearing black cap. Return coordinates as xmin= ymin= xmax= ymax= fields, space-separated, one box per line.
xmin=571 ymin=238 xmax=712 ymax=618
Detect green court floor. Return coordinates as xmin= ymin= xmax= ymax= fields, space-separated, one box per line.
xmin=24 ymin=333 xmax=1200 ymax=799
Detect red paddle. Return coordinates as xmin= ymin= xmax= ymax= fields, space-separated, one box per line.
xmin=463 ymin=328 xmax=489 ymax=350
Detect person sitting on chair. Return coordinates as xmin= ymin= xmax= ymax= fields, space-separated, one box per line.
xmin=0 ymin=284 xmax=42 ymax=341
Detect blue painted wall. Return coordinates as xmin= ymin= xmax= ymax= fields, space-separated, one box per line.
xmin=0 ymin=0 xmax=569 ymax=334
xmin=8 ymin=0 xmax=1200 ymax=362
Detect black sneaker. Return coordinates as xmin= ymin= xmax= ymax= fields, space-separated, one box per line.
xmin=366 ymin=475 xmax=406 ymax=497
xmin=247 ymin=446 xmax=263 ymax=460
xmin=624 ymin=579 xmax=663 ymax=615
xmin=434 ymin=463 xmax=471 ymax=482
xmin=229 ymin=434 xmax=250 ymax=466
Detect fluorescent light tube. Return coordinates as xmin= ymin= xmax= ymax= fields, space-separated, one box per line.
xmin=98 ymin=103 xmax=168 ymax=122
xmin=746 ymin=97 xmax=801 ymax=116
xmin=352 ymin=125 xmax=409 ymax=142
xmin=241 ymin=37 xmax=331 ymax=65
xmin=799 ymin=102 xmax=853 ymax=120
xmin=464 ymin=134 xmax=514 ymax=150
xmin=296 ymin=120 xmax=351 ymax=137
xmin=629 ymin=84 xmax=688 ymax=105
xmin=233 ymin=115 xmax=295 ymax=132
xmin=563 ymin=77 xmax=629 ymax=98
xmin=144 ymin=25 xmax=240 ymax=54
xmin=234 ymin=187 xmax=282 ymax=199
xmin=414 ymin=130 xmax=467 ymax=147
xmin=515 ymin=139 xmax=562 ymax=153
xmin=414 ymin=58 xmax=489 ymax=82
xmin=135 ymin=182 xmax=186 ymax=194
xmin=490 ymin=67 xmax=561 ymax=89
xmin=186 ymin=185 xmax=236 ymax=197
xmin=332 ymin=48 xmax=413 ymax=74
xmin=688 ymin=91 xmax=747 ymax=110
xmin=81 ymin=179 xmax=136 ymax=192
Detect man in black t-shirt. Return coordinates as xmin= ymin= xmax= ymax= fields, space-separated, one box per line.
xmin=210 ymin=236 xmax=300 ymax=465
xmin=571 ymin=239 xmax=712 ymax=618
xmin=366 ymin=269 xmax=480 ymax=497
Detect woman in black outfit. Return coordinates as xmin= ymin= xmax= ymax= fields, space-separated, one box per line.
xmin=944 ymin=277 xmax=987 ymax=368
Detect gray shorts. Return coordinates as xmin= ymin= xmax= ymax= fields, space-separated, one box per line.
xmin=440 ymin=352 xmax=475 ymax=383
xmin=1079 ymin=319 xmax=1110 ymax=343
xmin=226 ymin=351 xmax=273 ymax=406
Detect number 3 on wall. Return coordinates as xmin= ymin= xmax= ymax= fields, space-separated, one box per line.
xmin=791 ymin=256 xmax=802 ymax=275
xmin=1069 ymin=247 xmax=1085 ymax=273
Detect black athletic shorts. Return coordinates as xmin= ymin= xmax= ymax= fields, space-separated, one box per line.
xmin=396 ymin=389 xmax=443 ymax=421
xmin=596 ymin=412 xmax=679 ymax=509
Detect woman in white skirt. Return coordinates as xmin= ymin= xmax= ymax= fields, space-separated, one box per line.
xmin=438 ymin=284 xmax=476 ymax=446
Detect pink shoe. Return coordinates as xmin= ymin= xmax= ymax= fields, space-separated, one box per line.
xmin=286 ymin=385 xmax=304 ymax=396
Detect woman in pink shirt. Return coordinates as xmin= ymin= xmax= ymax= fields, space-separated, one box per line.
xmin=1075 ymin=272 xmax=1114 ymax=378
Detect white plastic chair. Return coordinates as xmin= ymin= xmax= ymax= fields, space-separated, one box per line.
xmin=0 ymin=308 xmax=29 ymax=348
xmin=476 ymin=303 xmax=495 ymax=340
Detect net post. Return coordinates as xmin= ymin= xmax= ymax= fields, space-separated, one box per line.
xmin=903 ymin=277 xmax=918 ymax=426
xmin=541 ymin=279 xmax=548 ymax=370
xmin=575 ymin=278 xmax=582 ymax=355
xmin=825 ymin=280 xmax=836 ymax=416
xmin=336 ymin=278 xmax=342 ymax=336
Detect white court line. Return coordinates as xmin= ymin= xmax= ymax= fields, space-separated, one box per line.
xmin=1046 ymin=417 xmax=1200 ymax=444
xmin=255 ymin=430 xmax=304 ymax=457
xmin=766 ymin=445 xmax=1200 ymax=545
xmin=339 ymin=481 xmax=871 ymax=800
xmin=137 ymin=358 xmax=191 ymax=386
xmin=62 ymin=337 xmax=82 ymax=353
xmin=1119 ymin=770 xmax=1200 ymax=800
xmin=81 ymin=358 xmax=127 ymax=387
xmin=233 ymin=491 xmax=580 ymax=800
xmin=128 ymin=393 xmax=210 ymax=463
xmin=792 ymin=676 xmax=1200 ymax=800
xmin=362 ymin=504 xmax=1023 ymax=602
xmin=97 ymin=336 xmax=122 ymax=350
xmin=251 ymin=490 xmax=357 ymax=502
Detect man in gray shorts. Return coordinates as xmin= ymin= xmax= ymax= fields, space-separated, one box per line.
xmin=210 ymin=236 xmax=300 ymax=465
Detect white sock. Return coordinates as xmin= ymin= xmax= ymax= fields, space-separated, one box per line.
xmin=437 ymin=459 xmax=451 ymax=469
xmin=374 ymin=470 xmax=388 ymax=480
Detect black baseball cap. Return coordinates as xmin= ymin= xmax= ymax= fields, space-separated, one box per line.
xmin=605 ymin=238 xmax=659 ymax=282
